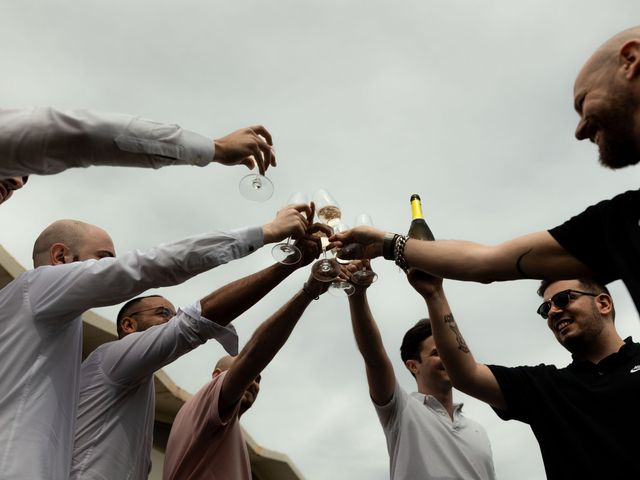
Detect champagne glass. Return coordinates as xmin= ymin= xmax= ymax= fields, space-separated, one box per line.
xmin=311 ymin=188 xmax=342 ymax=282
xmin=350 ymin=213 xmax=378 ymax=285
xmin=271 ymin=192 xmax=308 ymax=265
xmin=328 ymin=219 xmax=356 ymax=297
xmin=239 ymin=173 xmax=273 ymax=202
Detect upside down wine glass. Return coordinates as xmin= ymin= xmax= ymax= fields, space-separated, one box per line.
xmin=271 ymin=192 xmax=309 ymax=265
xmin=239 ymin=146 xmax=274 ymax=201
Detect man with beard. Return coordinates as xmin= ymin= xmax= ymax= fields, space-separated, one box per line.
xmin=332 ymin=25 xmax=640 ymax=317
xmin=162 ymin=267 xmax=330 ymax=480
xmin=71 ymin=225 xmax=326 ymax=480
xmin=407 ymin=271 xmax=638 ymax=479
xmin=0 ymin=106 xmax=275 ymax=205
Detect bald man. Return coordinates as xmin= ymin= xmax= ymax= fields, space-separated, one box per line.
xmin=0 ymin=106 xmax=276 ymax=205
xmin=163 ymin=267 xmax=329 ymax=480
xmin=71 ymin=229 xmax=325 ymax=480
xmin=0 ymin=206 xmax=309 ymax=480
xmin=333 ymin=25 xmax=640 ymax=316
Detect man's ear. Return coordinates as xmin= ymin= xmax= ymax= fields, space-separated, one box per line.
xmin=212 ymin=368 xmax=223 ymax=379
xmin=405 ymin=359 xmax=419 ymax=376
xmin=595 ymin=293 xmax=614 ymax=317
xmin=120 ymin=316 xmax=138 ymax=335
xmin=49 ymin=243 xmax=71 ymax=265
xmin=620 ymin=40 xmax=640 ymax=80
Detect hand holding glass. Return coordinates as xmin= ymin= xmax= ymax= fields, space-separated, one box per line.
xmin=272 ymin=192 xmax=309 ymax=264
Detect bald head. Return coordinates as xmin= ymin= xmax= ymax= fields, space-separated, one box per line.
xmin=573 ymin=26 xmax=640 ymax=169
xmin=214 ymin=355 xmax=236 ymax=373
xmin=578 ymin=26 xmax=640 ymax=81
xmin=32 ymin=219 xmax=115 ymax=267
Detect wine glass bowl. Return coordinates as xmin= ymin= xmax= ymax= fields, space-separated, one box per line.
xmin=239 ymin=173 xmax=274 ymax=202
xmin=311 ymin=257 xmax=341 ymax=282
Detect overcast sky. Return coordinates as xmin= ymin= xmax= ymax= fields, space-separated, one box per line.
xmin=2 ymin=1 xmax=640 ymax=479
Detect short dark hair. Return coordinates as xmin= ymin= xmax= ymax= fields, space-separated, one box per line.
xmin=537 ymin=278 xmax=615 ymax=321
xmin=400 ymin=318 xmax=432 ymax=365
xmin=116 ymin=295 xmax=162 ymax=338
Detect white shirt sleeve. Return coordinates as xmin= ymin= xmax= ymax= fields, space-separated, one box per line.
xmin=0 ymin=107 xmax=214 ymax=177
xmin=26 ymin=226 xmax=263 ymax=324
xmin=96 ymin=303 xmax=238 ymax=385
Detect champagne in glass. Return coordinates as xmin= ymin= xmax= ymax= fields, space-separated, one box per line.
xmin=271 ymin=192 xmax=308 ymax=265
xmin=311 ymin=189 xmax=342 ymax=282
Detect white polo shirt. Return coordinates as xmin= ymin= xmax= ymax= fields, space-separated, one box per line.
xmin=375 ymin=381 xmax=495 ymax=480
xmin=71 ymin=303 xmax=238 ymax=480
xmin=0 ymin=227 xmax=263 ymax=480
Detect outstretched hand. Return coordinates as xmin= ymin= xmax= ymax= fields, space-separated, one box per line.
xmin=294 ymin=222 xmax=333 ymax=267
xmin=329 ymin=226 xmax=386 ymax=260
xmin=406 ymin=268 xmax=443 ymax=299
xmin=263 ymin=203 xmax=313 ymax=244
xmin=213 ymin=125 xmax=276 ymax=175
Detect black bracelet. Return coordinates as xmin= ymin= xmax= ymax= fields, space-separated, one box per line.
xmin=383 ymin=232 xmax=399 ymax=260
xmin=394 ymin=235 xmax=409 ymax=272
xmin=302 ymin=283 xmax=319 ymax=300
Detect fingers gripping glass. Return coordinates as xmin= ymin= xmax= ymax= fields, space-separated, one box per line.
xmin=239 ymin=143 xmax=274 ymax=202
xmin=350 ymin=213 xmax=378 ymax=286
xmin=536 ymin=289 xmax=598 ymax=319
xmin=311 ymin=189 xmax=342 ymax=283
xmin=272 ymin=192 xmax=309 ymax=265
xmin=128 ymin=306 xmax=176 ymax=320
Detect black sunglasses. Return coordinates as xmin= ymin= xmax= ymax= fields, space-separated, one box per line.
xmin=536 ymin=289 xmax=598 ymax=319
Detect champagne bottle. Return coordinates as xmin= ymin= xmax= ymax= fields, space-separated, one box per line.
xmin=408 ymin=194 xmax=435 ymax=240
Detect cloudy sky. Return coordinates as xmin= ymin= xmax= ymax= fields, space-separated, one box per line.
xmin=2 ymin=1 xmax=640 ymax=479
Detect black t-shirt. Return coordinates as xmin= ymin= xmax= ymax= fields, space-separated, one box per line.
xmin=488 ymin=338 xmax=640 ymax=480
xmin=549 ymin=189 xmax=640 ymax=314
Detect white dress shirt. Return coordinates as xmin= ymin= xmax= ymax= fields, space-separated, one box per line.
xmin=0 ymin=227 xmax=263 ymax=480
xmin=71 ymin=303 xmax=237 ymax=480
xmin=0 ymin=107 xmax=214 ymax=177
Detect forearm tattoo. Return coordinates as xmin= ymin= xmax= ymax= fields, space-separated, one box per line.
xmin=443 ymin=313 xmax=470 ymax=353
xmin=515 ymin=248 xmax=533 ymax=278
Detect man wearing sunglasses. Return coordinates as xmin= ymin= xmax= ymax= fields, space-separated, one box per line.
xmin=70 ymin=224 xmax=331 ymax=480
xmin=0 ymin=205 xmax=311 ymax=480
xmin=332 ymin=25 xmax=640 ymax=319
xmin=0 ymin=106 xmax=276 ymax=205
xmin=163 ymin=268 xmax=330 ymax=480
xmin=407 ymin=272 xmax=638 ymax=479
xmin=70 ymin=226 xmax=327 ymax=480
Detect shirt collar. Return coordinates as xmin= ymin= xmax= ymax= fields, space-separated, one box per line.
xmin=410 ymin=392 xmax=463 ymax=413
xmin=569 ymin=336 xmax=637 ymax=371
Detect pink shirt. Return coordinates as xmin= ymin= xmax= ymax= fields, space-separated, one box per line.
xmin=163 ymin=371 xmax=250 ymax=480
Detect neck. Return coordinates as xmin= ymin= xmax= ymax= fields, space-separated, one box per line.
xmin=571 ymin=328 xmax=625 ymax=364
xmin=418 ymin=380 xmax=454 ymax=418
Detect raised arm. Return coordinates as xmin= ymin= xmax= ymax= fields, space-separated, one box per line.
xmin=29 ymin=205 xmax=313 ymax=322
xmin=217 ymin=270 xmax=328 ymax=417
xmin=332 ymin=227 xmax=592 ymax=282
xmin=407 ymin=270 xmax=506 ymax=410
xmin=0 ymin=107 xmax=275 ymax=177
xmin=347 ymin=265 xmax=395 ymax=405
xmin=200 ymin=222 xmax=329 ymax=324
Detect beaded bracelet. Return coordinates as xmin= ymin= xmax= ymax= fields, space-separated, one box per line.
xmin=394 ymin=235 xmax=409 ymax=272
